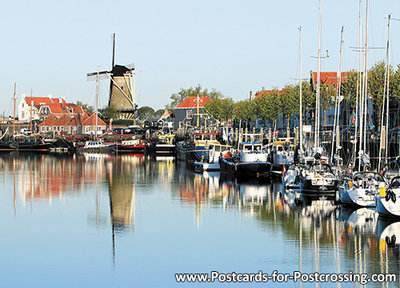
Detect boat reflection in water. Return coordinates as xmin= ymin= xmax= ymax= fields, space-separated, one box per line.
xmin=177 ymin=168 xmax=400 ymax=286
xmin=2 ymin=154 xmax=400 ymax=287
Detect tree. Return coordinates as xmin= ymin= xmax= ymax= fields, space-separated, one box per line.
xmin=204 ymin=97 xmax=234 ymax=122
xmin=255 ymin=90 xmax=282 ymax=126
xmin=233 ymin=99 xmax=258 ymax=122
xmin=101 ymin=105 xmax=120 ymax=122
xmin=320 ymin=83 xmax=336 ymax=125
xmin=136 ymin=106 xmax=155 ymax=122
xmin=153 ymin=109 xmax=165 ymax=119
xmin=280 ymin=85 xmax=299 ymax=127
xmin=340 ymin=70 xmax=359 ymax=110
xmin=166 ymin=84 xmax=224 ymax=110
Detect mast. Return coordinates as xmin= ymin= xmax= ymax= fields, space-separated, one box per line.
xmin=314 ymin=0 xmax=322 ymax=151
xmin=108 ymin=33 xmax=116 ymax=107
xmin=196 ymin=93 xmax=200 ymax=128
xmin=354 ymin=0 xmax=362 ymax=169
xmin=362 ymin=0 xmax=369 ymax=156
xmin=30 ymin=89 xmax=33 ymax=133
xmin=331 ymin=27 xmax=344 ymax=164
xmin=95 ymin=69 xmax=99 ymax=140
xmin=384 ymin=15 xmax=391 ymax=164
xmin=12 ymin=83 xmax=16 ymax=140
xmin=299 ymin=26 xmax=303 ymax=153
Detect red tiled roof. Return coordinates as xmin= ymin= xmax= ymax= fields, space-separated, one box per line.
xmin=311 ymin=71 xmax=349 ymax=88
xmin=25 ymin=97 xmax=53 ymax=106
xmin=48 ymin=102 xmax=64 ymax=113
xmin=254 ymin=89 xmax=285 ymax=98
xmin=66 ymin=103 xmax=84 ymax=114
xmin=82 ymin=113 xmax=106 ymax=126
xmin=176 ymin=97 xmax=212 ymax=109
xmin=39 ymin=115 xmax=59 ymax=126
xmin=39 ymin=114 xmax=84 ymax=127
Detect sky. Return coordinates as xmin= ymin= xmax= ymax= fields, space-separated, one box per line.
xmin=1 ymin=0 xmax=400 ymax=116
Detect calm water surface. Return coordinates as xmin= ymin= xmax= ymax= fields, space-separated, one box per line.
xmin=0 ymin=154 xmax=399 ymax=287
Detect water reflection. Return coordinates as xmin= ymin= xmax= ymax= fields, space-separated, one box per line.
xmin=2 ymin=154 xmax=400 ymax=287
xmin=175 ymin=166 xmax=400 ymax=287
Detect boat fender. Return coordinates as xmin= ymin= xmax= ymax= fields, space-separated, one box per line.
xmin=385 ymin=191 xmax=391 ymax=202
xmin=391 ymin=191 xmax=396 ymax=203
xmin=385 ymin=235 xmax=396 ymax=247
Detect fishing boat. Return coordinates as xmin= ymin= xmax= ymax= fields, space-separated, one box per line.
xmin=146 ymin=134 xmax=175 ymax=156
xmin=193 ymin=143 xmax=231 ymax=172
xmin=219 ymin=142 xmax=271 ymax=178
xmin=80 ymin=139 xmax=115 ymax=153
xmin=267 ymin=139 xmax=295 ymax=175
xmin=115 ymin=138 xmax=146 ymax=153
xmin=176 ymin=132 xmax=220 ymax=163
xmin=337 ymin=171 xmax=386 ymax=207
xmin=376 ymin=176 xmax=400 ymax=219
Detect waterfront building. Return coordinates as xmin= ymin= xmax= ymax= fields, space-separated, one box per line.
xmin=18 ymin=95 xmax=85 ymax=123
xmin=173 ymin=96 xmax=212 ymax=130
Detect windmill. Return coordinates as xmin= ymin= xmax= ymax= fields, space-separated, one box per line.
xmin=87 ymin=33 xmax=138 ymax=120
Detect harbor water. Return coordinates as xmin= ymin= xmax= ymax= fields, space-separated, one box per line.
xmin=0 ymin=153 xmax=399 ymax=287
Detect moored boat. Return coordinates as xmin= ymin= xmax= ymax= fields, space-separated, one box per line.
xmin=376 ymin=176 xmax=400 ymax=219
xmin=337 ymin=171 xmax=385 ymax=208
xmin=299 ymin=160 xmax=340 ymax=195
xmin=219 ymin=142 xmax=271 ymax=178
xmin=193 ymin=143 xmax=231 ymax=172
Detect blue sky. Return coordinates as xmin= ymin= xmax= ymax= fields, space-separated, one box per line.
xmin=1 ymin=0 xmax=399 ymax=116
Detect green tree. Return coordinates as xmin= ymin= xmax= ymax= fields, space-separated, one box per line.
xmin=153 ymin=109 xmax=165 ymax=119
xmin=136 ymin=106 xmax=155 ymax=122
xmin=166 ymin=84 xmax=224 ymax=110
xmin=280 ymin=85 xmax=299 ymax=127
xmin=101 ymin=105 xmax=120 ymax=122
xmin=320 ymin=83 xmax=336 ymax=125
xmin=340 ymin=70 xmax=359 ymax=110
xmin=204 ymin=97 xmax=234 ymax=122
xmin=255 ymin=90 xmax=282 ymax=126
xmin=233 ymin=99 xmax=258 ymax=121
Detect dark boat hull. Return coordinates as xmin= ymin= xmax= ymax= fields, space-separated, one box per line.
xmin=300 ymin=178 xmax=339 ymax=195
xmin=219 ymin=156 xmax=271 ymax=178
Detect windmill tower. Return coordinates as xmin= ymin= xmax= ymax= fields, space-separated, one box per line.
xmin=87 ymin=33 xmax=137 ymax=120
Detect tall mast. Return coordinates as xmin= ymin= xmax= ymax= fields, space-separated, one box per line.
xmin=357 ymin=0 xmax=364 ymax=171
xmin=12 ymin=83 xmax=16 ymax=140
xmin=95 ymin=69 xmax=99 ymax=140
xmin=362 ymin=0 xmax=369 ymax=155
xmin=108 ymin=33 xmax=116 ymax=107
xmin=314 ymin=0 xmax=322 ymax=151
xmin=196 ymin=94 xmax=200 ymax=128
xmin=331 ymin=27 xmax=344 ymax=164
xmin=379 ymin=15 xmax=392 ymax=171
xmin=299 ymin=26 xmax=303 ymax=153
xmin=385 ymin=15 xmax=391 ymax=164
xmin=354 ymin=0 xmax=362 ymax=169
xmin=30 ymin=89 xmax=33 ymax=133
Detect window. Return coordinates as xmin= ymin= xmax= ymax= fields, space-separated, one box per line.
xmin=186 ymin=110 xmax=192 ymax=119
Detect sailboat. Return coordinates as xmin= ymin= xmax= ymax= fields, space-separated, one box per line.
xmin=376 ymin=176 xmax=400 ymax=218
xmin=337 ymin=171 xmax=386 ymax=207
xmin=298 ymin=0 xmax=339 ymax=195
xmin=339 ymin=3 xmax=389 ymax=207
